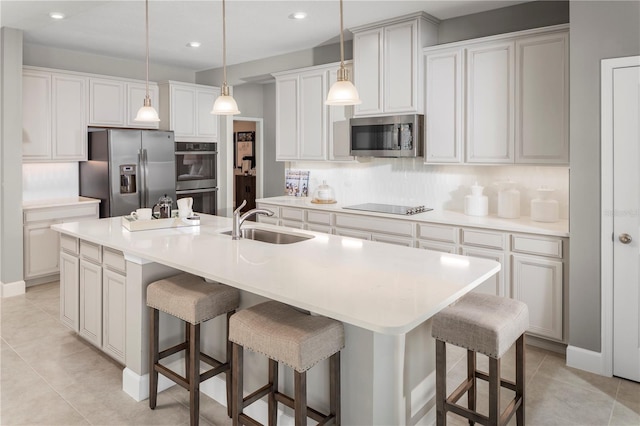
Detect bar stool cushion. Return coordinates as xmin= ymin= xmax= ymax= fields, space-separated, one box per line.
xmin=432 ymin=293 xmax=529 ymax=358
xmin=147 ymin=273 xmax=240 ymax=325
xmin=229 ymin=301 xmax=345 ymax=372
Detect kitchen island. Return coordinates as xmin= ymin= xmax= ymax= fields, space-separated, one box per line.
xmin=52 ymin=214 xmax=499 ymax=425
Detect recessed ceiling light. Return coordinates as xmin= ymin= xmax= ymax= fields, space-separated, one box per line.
xmin=186 ymin=41 xmax=201 ymax=48
xmin=289 ymin=12 xmax=307 ymax=20
xmin=49 ymin=12 xmax=65 ymax=20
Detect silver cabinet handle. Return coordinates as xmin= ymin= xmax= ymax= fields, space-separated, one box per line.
xmin=619 ymin=233 xmax=633 ymax=244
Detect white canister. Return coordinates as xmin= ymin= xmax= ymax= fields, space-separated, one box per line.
xmin=531 ymin=187 xmax=559 ymax=222
xmin=464 ymin=182 xmax=488 ymax=217
xmin=497 ymin=181 xmax=520 ymax=219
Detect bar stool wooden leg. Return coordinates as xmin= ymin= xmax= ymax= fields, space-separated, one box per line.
xmin=488 ymin=357 xmax=500 ymax=426
xmin=294 ymin=370 xmax=307 ymax=426
xmin=189 ymin=323 xmax=200 ymax=426
xmin=226 ymin=311 xmax=234 ymax=418
xmin=516 ymin=335 xmax=525 ymax=426
xmin=467 ymin=349 xmax=476 ymax=426
xmin=149 ymin=307 xmax=159 ymax=410
xmin=185 ymin=322 xmax=191 ymax=382
xmin=268 ymin=359 xmax=278 ymax=426
xmin=436 ymin=339 xmax=447 ymax=426
xmin=232 ymin=342 xmax=243 ymax=426
xmin=330 ymin=352 xmax=341 ymax=425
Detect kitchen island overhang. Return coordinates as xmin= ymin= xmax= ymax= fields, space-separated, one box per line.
xmin=52 ymin=214 xmax=499 ymax=425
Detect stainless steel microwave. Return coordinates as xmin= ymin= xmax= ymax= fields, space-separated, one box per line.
xmin=350 ymin=114 xmax=424 ymax=157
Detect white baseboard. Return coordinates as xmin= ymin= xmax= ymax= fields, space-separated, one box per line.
xmin=566 ymin=345 xmax=610 ymax=376
xmin=1 ymin=279 xmax=25 ymax=298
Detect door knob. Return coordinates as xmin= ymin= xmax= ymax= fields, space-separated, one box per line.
xmin=619 ymin=233 xmax=633 ymax=244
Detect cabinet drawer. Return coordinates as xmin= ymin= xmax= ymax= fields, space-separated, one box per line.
xmin=80 ymin=240 xmax=102 ymax=263
xmin=257 ymin=216 xmax=280 ymax=226
xmin=281 ymin=207 xmax=304 ymax=222
xmin=461 ymin=229 xmax=506 ymax=250
xmin=60 ymin=234 xmax=79 ymax=255
xmin=512 ymin=235 xmax=563 ymax=258
xmin=257 ymin=204 xmax=280 ymax=217
xmin=372 ymin=233 xmax=414 ymax=247
xmin=103 ymin=247 xmax=126 ymax=274
xmin=417 ymin=240 xmax=458 ymax=254
xmin=417 ymin=223 xmax=458 ymax=243
xmin=334 ymin=228 xmax=372 ymax=240
xmin=24 ymin=204 xmax=98 ymax=223
xmin=281 ymin=219 xmax=305 ymax=229
xmin=307 ymin=210 xmax=332 ymax=225
xmin=335 ymin=214 xmax=414 ymax=237
xmin=306 ymin=223 xmax=332 ymax=234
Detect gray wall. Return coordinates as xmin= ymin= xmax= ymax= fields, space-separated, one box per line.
xmin=438 ymin=0 xmax=569 ymax=44
xmin=24 ymin=43 xmax=195 ymax=83
xmin=0 ymin=28 xmax=24 ymax=287
xmin=569 ymin=0 xmax=640 ymax=352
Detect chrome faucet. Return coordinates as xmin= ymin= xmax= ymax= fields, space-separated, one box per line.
xmin=231 ymin=200 xmax=274 ymax=240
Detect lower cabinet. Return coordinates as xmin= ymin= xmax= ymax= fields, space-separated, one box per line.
xmin=59 ymin=237 xmax=126 ymax=364
xmin=461 ymin=247 xmax=507 ymax=297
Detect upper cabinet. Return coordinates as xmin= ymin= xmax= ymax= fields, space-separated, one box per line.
xmin=273 ymin=62 xmax=354 ymax=162
xmin=352 ymin=12 xmax=439 ymax=117
xmin=159 ymin=81 xmax=220 ymax=142
xmin=88 ymin=77 xmax=160 ymax=129
xmin=423 ymin=25 xmax=569 ymax=165
xmin=23 ymin=68 xmax=88 ymax=162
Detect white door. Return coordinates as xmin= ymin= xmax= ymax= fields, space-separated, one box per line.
xmin=611 ymin=59 xmax=640 ymax=382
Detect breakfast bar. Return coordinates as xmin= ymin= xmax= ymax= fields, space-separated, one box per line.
xmin=52 ymin=214 xmax=499 ymax=425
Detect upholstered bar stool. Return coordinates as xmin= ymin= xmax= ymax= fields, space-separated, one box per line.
xmin=229 ymin=300 xmax=344 ymax=426
xmin=432 ymin=293 xmax=529 ymax=426
xmin=147 ymin=273 xmax=240 ymax=426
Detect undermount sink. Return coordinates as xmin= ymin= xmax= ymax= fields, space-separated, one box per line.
xmin=221 ymin=228 xmax=314 ymax=244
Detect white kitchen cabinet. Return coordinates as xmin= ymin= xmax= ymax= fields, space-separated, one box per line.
xmin=466 ymin=40 xmax=515 ymax=163
xmin=79 ymin=258 xmax=103 ymax=348
xmin=423 ymin=48 xmax=464 ymax=163
xmin=461 ymin=247 xmax=507 ymax=297
xmin=89 ymin=77 xmax=159 ymax=129
xmin=515 ymin=32 xmax=569 ymax=164
xmin=352 ymin=12 xmax=438 ymax=117
xmin=103 ymin=266 xmax=126 ymax=364
xmin=275 ymin=74 xmax=299 ymax=159
xmin=23 ymin=202 xmax=99 ymax=283
xmin=60 ymin=248 xmax=80 ymax=332
xmin=512 ymin=253 xmax=563 ymax=340
xmin=159 ymin=81 xmax=220 ymax=142
xmin=327 ymin=66 xmax=355 ymax=161
xmin=23 ymin=68 xmax=87 ymax=162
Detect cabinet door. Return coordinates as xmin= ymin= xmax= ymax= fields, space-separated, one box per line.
xmin=22 ymin=71 xmax=52 ymax=161
xmin=171 ymin=85 xmax=197 ymax=138
xmin=196 ymin=88 xmax=219 ymax=140
xmin=89 ymin=78 xmax=126 ymax=127
xmin=24 ymin=221 xmax=60 ymax=279
xmin=275 ymin=75 xmax=299 ymax=160
xmin=79 ymin=259 xmax=103 ymax=348
xmin=328 ymin=66 xmax=355 ymax=161
xmin=424 ymin=48 xmax=463 ymax=163
xmin=461 ymin=247 xmax=507 ymax=297
xmin=384 ymin=20 xmax=418 ymax=113
xmin=353 ymin=28 xmax=383 ymax=116
xmin=512 ymin=254 xmax=563 ymax=340
xmin=52 ymin=74 xmax=87 ymax=160
xmin=466 ymin=41 xmax=515 ymax=163
xmin=59 ymin=251 xmax=79 ymax=332
xmin=126 ymin=82 xmax=160 ymax=129
xmin=103 ymin=269 xmax=126 ymax=363
xmin=299 ymin=71 xmax=326 ymax=160
xmin=515 ymin=32 xmax=569 ymax=164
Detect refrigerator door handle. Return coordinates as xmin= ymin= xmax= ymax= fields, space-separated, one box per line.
xmin=142 ymin=148 xmax=150 ymax=207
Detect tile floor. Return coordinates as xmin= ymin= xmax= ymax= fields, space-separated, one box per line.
xmin=1 ymin=281 xmax=639 ymax=425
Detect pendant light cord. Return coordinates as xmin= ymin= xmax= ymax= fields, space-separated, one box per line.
xmin=339 ymin=0 xmax=345 ymax=68
xmin=144 ymin=0 xmax=150 ymax=99
xmin=222 ymin=0 xmax=228 ymax=94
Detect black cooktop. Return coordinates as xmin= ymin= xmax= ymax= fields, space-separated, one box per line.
xmin=343 ymin=203 xmax=432 ymax=216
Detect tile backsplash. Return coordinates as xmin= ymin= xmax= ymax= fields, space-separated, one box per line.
xmin=290 ymin=159 xmax=570 ymax=219
xmin=22 ymin=163 xmax=79 ymax=202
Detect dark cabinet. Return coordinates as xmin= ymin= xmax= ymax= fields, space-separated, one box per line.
xmin=235 ymin=175 xmax=256 ymax=213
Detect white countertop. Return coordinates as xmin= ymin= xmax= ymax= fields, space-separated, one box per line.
xmin=256 ymin=196 xmax=569 ymax=237
xmin=23 ymin=196 xmax=100 ymax=210
xmin=51 ymin=215 xmax=500 ymax=335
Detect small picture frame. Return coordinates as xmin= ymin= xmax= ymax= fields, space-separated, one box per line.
xmin=234 ymin=131 xmax=255 ymax=169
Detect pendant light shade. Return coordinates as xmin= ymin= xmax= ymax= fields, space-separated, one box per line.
xmin=211 ymin=0 xmax=240 ymax=115
xmin=325 ymin=0 xmax=361 ymax=106
xmin=135 ymin=0 xmax=160 ymax=122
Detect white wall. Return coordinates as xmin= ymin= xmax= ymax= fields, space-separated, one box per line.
xmin=290 ymin=160 xmax=569 ymax=218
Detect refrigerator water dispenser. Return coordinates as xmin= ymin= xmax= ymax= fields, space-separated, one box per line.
xmin=120 ymin=164 xmax=137 ymax=194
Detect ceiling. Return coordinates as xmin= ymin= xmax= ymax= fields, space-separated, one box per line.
xmin=1 ymin=1 xmax=528 ymax=72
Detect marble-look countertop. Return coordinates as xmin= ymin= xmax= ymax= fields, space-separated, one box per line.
xmin=256 ymin=196 xmax=570 ymax=238
xmin=51 ymin=214 xmax=499 ymax=335
xmin=23 ymin=196 xmax=100 ymax=210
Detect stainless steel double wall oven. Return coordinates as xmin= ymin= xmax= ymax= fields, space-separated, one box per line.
xmin=175 ymin=142 xmax=218 ymax=215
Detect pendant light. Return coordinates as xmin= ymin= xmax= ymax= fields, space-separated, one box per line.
xmin=211 ymin=0 xmax=240 ymax=115
xmin=134 ymin=0 xmax=160 ymax=122
xmin=325 ymin=0 xmax=361 ymax=105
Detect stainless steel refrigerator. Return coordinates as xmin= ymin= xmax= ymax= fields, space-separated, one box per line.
xmin=80 ymin=129 xmax=176 ymax=218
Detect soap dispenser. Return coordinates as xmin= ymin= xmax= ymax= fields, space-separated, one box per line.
xmin=464 ymin=182 xmax=488 ymax=216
